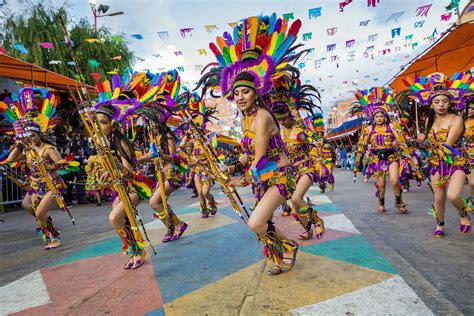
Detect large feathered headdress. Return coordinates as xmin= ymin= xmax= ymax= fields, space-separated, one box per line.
xmin=176 ymin=91 xmax=218 ymax=131
xmin=196 ymin=13 xmax=307 ymax=99
xmin=403 ymin=72 xmax=472 ymax=110
xmin=0 ymin=87 xmax=61 ymax=135
xmin=269 ymin=76 xmax=322 ymax=119
xmin=93 ymin=71 xmax=163 ymax=122
xmin=354 ymin=87 xmax=394 ymax=118
xmin=305 ymin=112 xmax=324 ymax=133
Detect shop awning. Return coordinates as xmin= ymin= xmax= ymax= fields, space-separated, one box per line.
xmin=389 ymin=22 xmax=474 ymax=92
xmin=0 ymin=54 xmax=96 ymax=95
xmin=325 ymin=117 xmax=364 ymax=140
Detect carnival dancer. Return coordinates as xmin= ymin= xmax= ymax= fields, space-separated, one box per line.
xmin=182 ymin=93 xmax=219 ymax=218
xmin=137 ymin=70 xmax=189 ymax=242
xmin=351 ymin=88 xmax=407 ymax=213
xmin=392 ymin=91 xmax=424 ymax=191
xmin=0 ymin=88 xmax=74 ymax=249
xmin=405 ymin=72 xmax=472 ymax=236
xmin=305 ymin=113 xmax=330 ymax=192
xmin=269 ymin=78 xmax=325 ymax=240
xmin=198 ymin=14 xmax=309 ymax=275
xmin=90 ymin=71 xmax=163 ymax=269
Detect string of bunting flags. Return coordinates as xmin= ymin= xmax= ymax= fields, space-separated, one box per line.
xmin=5 ymin=0 xmax=460 ymax=81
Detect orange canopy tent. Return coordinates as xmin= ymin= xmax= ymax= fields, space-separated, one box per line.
xmin=389 ymin=22 xmax=474 ymax=92
xmin=0 ymin=54 xmax=96 ymax=95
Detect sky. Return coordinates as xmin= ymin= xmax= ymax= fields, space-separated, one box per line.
xmin=3 ymin=0 xmax=470 ymax=113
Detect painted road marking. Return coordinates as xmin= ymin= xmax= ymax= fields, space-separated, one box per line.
xmin=290 ymin=275 xmax=433 ymax=315
xmin=322 ymin=213 xmax=361 ymax=234
xmin=1 ymin=270 xmax=51 ymax=315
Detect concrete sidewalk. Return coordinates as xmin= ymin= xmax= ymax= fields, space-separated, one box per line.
xmin=1 ymin=186 xmax=434 ymax=315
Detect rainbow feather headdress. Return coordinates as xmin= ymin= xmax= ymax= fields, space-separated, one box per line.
xmin=354 ymin=87 xmax=394 ymax=118
xmin=176 ymin=91 xmax=217 ymax=131
xmin=305 ymin=112 xmax=325 ymax=133
xmin=93 ymin=70 xmax=163 ymax=122
xmin=140 ymin=70 xmax=182 ymax=126
xmin=403 ymin=72 xmax=472 ymax=110
xmin=152 ymin=70 xmax=181 ymax=110
xmin=269 ymin=76 xmax=322 ymax=120
xmin=0 ymin=87 xmax=60 ymax=135
xmin=197 ymin=13 xmax=307 ymax=99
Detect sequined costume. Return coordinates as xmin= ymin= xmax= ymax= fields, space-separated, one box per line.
xmin=365 ymin=124 xmax=399 ymax=178
xmin=427 ymin=124 xmax=468 ymax=187
xmin=283 ymin=128 xmax=317 ymax=183
xmin=242 ymin=113 xmax=296 ymax=202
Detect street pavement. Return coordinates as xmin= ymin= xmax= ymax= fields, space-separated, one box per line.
xmin=0 ymin=169 xmax=472 ymax=315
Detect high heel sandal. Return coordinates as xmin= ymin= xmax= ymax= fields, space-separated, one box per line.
xmin=377 ymin=206 xmax=386 ymax=213
xmin=314 ymin=218 xmax=325 ymax=239
xmin=131 ymin=249 xmax=146 ymax=270
xmin=124 ymin=256 xmax=134 ymax=270
xmin=162 ymin=233 xmax=173 ymax=243
xmin=432 ymin=221 xmax=445 ymax=238
xmin=171 ymin=222 xmax=188 ymax=241
xmin=46 ymin=239 xmax=60 ymax=250
xmin=201 ymin=208 xmax=210 ymax=218
xmin=267 ymin=242 xmax=299 ymax=276
xmin=298 ymin=229 xmax=313 ymax=240
xmin=460 ymin=215 xmax=471 ymax=235
xmin=395 ymin=196 xmax=407 ymax=214
xmin=396 ymin=203 xmax=407 ymax=214
xmin=209 ymin=199 xmax=218 ymax=216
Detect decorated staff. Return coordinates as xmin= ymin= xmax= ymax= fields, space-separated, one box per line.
xmin=0 ymin=88 xmax=74 ymax=250
xmin=404 ymin=72 xmax=472 ymax=237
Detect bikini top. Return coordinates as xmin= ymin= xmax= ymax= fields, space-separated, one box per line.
xmin=428 ymin=115 xmax=459 ymax=145
xmin=26 ymin=143 xmax=55 ymax=177
xmin=369 ymin=124 xmax=395 ymax=149
xmin=241 ymin=113 xmax=286 ymax=164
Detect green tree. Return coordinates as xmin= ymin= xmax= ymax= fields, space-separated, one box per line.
xmin=0 ymin=2 xmax=134 ymax=85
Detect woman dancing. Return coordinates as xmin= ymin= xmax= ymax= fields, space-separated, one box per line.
xmin=405 ymin=72 xmax=472 ymax=236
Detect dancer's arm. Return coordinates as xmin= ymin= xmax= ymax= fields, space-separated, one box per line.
xmin=3 ymin=146 xmax=26 ymax=163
